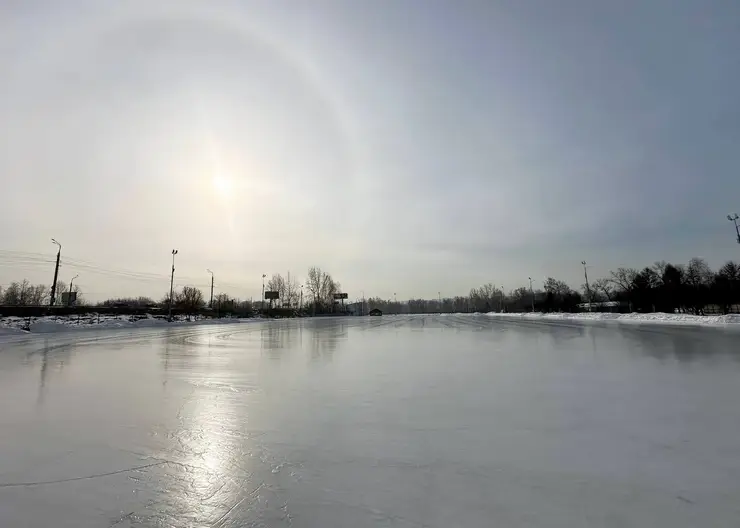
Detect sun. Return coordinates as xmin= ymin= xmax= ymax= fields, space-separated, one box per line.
xmin=212 ymin=175 xmax=234 ymax=197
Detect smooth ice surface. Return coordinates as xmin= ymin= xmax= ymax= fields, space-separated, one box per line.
xmin=1 ymin=315 xmax=740 ymax=527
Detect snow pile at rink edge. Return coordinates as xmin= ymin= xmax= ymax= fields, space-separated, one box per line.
xmin=484 ymin=311 xmax=740 ymax=326
xmin=0 ymin=314 xmax=258 ymax=334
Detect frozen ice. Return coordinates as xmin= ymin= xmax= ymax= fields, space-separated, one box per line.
xmin=1 ymin=315 xmax=739 ymax=527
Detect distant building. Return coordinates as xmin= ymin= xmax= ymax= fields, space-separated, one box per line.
xmin=577 ymin=301 xmax=622 ymax=313
xmin=345 ymin=301 xmax=364 ymax=316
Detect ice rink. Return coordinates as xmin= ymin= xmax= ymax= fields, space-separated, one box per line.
xmin=1 ymin=315 xmax=739 ymax=527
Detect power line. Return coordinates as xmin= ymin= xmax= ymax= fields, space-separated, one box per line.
xmin=0 ymin=249 xmax=257 ymax=296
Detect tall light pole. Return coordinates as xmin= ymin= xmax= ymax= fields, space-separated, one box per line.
xmin=582 ymin=260 xmax=592 ymax=311
xmin=300 ymin=285 xmax=304 ymax=311
xmin=49 ymin=238 xmax=61 ymax=307
xmin=206 ymin=269 xmax=214 ymax=308
xmin=728 ymin=214 xmax=740 ymax=244
xmin=168 ymin=249 xmax=178 ymax=321
xmin=528 ymin=277 xmax=535 ymax=312
xmin=262 ymin=274 xmax=267 ymax=311
xmin=68 ymin=274 xmax=79 ymax=306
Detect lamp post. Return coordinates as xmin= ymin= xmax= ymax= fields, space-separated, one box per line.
xmin=206 ymin=269 xmax=214 ymax=308
xmin=262 ymin=274 xmax=267 ymax=312
xmin=582 ymin=261 xmax=592 ymax=311
xmin=528 ymin=277 xmax=535 ymax=312
xmin=68 ymin=274 xmax=79 ymax=306
xmin=49 ymin=239 xmax=61 ymax=307
xmin=728 ymin=213 xmax=740 ymax=244
xmin=168 ymin=249 xmax=178 ymax=321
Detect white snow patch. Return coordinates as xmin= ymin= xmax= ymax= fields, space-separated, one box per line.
xmin=485 ymin=312 xmax=740 ymax=326
xmin=0 ymin=314 xmax=259 ymax=334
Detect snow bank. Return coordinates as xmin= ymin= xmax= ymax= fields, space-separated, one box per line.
xmin=0 ymin=326 xmax=27 ymax=336
xmin=0 ymin=314 xmax=258 ymax=334
xmin=485 ymin=311 xmax=740 ymax=326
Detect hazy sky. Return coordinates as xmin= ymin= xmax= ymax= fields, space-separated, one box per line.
xmin=2 ymin=0 xmax=740 ymax=302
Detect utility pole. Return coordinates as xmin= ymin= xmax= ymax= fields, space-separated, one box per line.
xmin=207 ymin=269 xmax=214 ymax=308
xmin=582 ymin=260 xmax=592 ymax=311
xmin=262 ymin=274 xmax=266 ymax=312
xmin=728 ymin=214 xmax=740 ymax=244
xmin=528 ymin=277 xmax=535 ymax=312
xmin=68 ymin=274 xmax=79 ymax=306
xmin=49 ymin=239 xmax=62 ymax=307
xmin=169 ymin=249 xmax=178 ymax=321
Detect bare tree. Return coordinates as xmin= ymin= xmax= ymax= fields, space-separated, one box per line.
xmin=544 ymin=277 xmax=572 ymax=297
xmin=305 ymin=266 xmax=340 ymax=311
xmin=160 ymin=292 xmax=173 ymax=309
xmin=718 ymin=261 xmax=740 ymax=281
xmin=265 ymin=273 xmax=301 ymax=308
xmin=685 ymin=257 xmax=713 ymax=287
xmin=175 ymin=286 xmax=205 ymax=314
xmin=608 ymin=267 xmax=638 ymax=295
xmin=267 ymin=273 xmax=287 ymax=306
xmin=213 ymin=292 xmax=233 ymax=309
xmin=28 ymin=284 xmax=49 ymax=305
xmin=1 ymin=281 xmax=23 ymax=305
xmin=54 ymin=282 xmax=68 ymax=305
xmin=591 ymin=278 xmax=613 ymax=301
xmin=1 ymin=280 xmax=42 ymax=306
xmin=284 ymin=272 xmax=300 ymax=308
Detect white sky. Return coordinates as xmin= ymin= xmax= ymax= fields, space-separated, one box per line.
xmin=2 ymin=0 xmax=740 ymax=302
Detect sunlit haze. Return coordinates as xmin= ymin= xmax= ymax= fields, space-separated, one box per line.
xmin=2 ymin=0 xmax=739 ymax=302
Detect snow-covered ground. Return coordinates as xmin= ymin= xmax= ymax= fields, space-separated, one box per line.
xmin=485 ymin=311 xmax=740 ymax=326
xmin=0 ymin=313 xmax=255 ymax=335
xmin=3 ymin=311 xmax=739 ymax=336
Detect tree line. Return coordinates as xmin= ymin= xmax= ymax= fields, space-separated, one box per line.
xmin=3 ymin=258 xmax=739 ymax=316
xmin=365 ymin=257 xmax=740 ymax=315
xmin=62 ymin=266 xmax=342 ymax=316
xmin=262 ymin=266 xmax=343 ymax=314
xmin=0 ymin=279 xmax=84 ymax=307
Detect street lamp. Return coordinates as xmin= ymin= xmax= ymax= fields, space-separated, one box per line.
xmin=528 ymin=277 xmax=535 ymax=312
xmin=262 ymin=274 xmax=267 ymax=311
xmin=68 ymin=274 xmax=79 ymax=306
xmin=728 ymin=214 xmax=740 ymax=244
xmin=582 ymin=261 xmax=592 ymax=311
xmin=168 ymin=249 xmax=178 ymax=321
xmin=206 ymin=269 xmax=214 ymax=308
xmin=49 ymin=238 xmax=62 ymax=307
